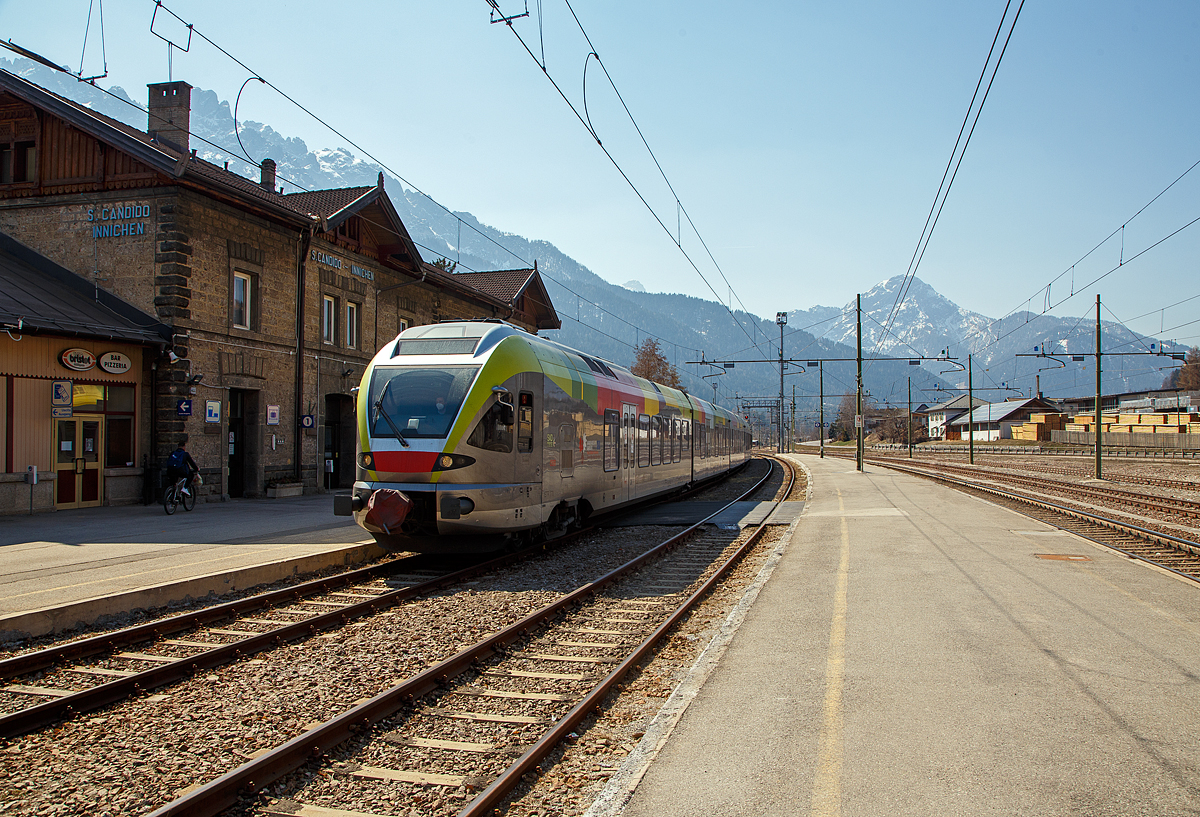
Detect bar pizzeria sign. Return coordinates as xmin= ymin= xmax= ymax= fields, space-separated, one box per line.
xmin=59 ymin=349 xmax=133 ymax=374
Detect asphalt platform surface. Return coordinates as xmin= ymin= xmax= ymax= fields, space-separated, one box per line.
xmin=0 ymin=494 xmax=375 ymax=639
xmin=600 ymin=453 xmax=1200 ymax=816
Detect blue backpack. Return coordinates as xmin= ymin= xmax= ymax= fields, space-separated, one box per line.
xmin=167 ymin=449 xmax=187 ymax=469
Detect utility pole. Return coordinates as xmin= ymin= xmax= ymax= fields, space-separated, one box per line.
xmin=776 ymin=312 xmax=787 ymax=455
xmin=968 ymin=353 xmax=974 ymax=466
xmin=856 ymin=294 xmax=863 ymax=472
xmin=907 ymin=376 xmax=913 ymax=459
xmin=819 ymin=361 xmax=825 ymax=459
xmin=1095 ymin=293 xmax=1103 ymax=479
xmin=791 ymin=384 xmax=796 ymax=453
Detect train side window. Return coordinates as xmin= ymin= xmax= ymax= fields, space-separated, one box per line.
xmin=467 ymin=398 xmax=514 ymax=453
xmin=638 ymin=414 xmax=650 ymax=467
xmin=681 ymin=420 xmax=690 ymax=459
xmin=672 ymin=418 xmax=680 ymax=463
xmin=650 ymin=416 xmax=661 ymax=466
xmin=603 ymin=410 xmax=620 ymax=471
xmin=518 ymin=391 xmax=534 ymax=453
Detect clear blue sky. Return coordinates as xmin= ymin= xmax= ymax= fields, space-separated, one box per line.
xmin=3 ymin=1 xmax=1198 ymax=345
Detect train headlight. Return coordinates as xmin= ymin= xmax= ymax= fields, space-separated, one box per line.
xmin=359 ymin=453 xmax=374 ymax=469
xmin=431 ymin=453 xmax=476 ymax=472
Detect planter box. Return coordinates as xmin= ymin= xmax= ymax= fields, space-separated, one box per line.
xmin=266 ymin=483 xmax=303 ymax=498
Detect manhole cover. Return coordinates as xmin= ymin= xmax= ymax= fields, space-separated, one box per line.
xmin=1034 ymin=554 xmax=1091 ymax=561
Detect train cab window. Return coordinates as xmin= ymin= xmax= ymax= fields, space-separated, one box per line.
xmin=517 ymin=391 xmax=534 ymax=453
xmin=650 ymin=416 xmax=661 ymax=466
xmin=603 ymin=410 xmax=619 ymax=472
xmin=467 ymin=396 xmax=514 ymax=453
xmin=368 ymin=365 xmax=478 ymax=439
xmin=638 ymin=414 xmax=650 ymax=467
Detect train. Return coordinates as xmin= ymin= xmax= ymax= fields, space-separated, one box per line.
xmin=333 ymin=320 xmax=751 ymax=551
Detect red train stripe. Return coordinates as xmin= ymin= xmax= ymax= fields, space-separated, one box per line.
xmin=373 ymin=450 xmax=439 ymax=473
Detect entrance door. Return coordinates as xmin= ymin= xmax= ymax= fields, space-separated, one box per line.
xmin=228 ymin=389 xmax=246 ymax=497
xmin=55 ymin=418 xmax=102 ymax=508
xmin=324 ymin=394 xmax=356 ymax=489
xmin=621 ymin=403 xmax=637 ymax=502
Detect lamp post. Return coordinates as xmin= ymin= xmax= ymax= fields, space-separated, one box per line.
xmin=776 ymin=312 xmax=787 ymax=454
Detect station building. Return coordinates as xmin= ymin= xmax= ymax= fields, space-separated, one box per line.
xmin=0 ymin=70 xmax=559 ymax=512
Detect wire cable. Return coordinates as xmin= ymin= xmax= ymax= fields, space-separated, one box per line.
xmin=489 ymin=0 xmax=771 ymax=355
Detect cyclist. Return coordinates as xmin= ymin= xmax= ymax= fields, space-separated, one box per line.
xmin=165 ymin=439 xmax=199 ymax=497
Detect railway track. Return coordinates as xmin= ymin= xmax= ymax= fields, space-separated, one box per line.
xmin=813 ymin=451 xmax=1200 ymax=583
xmin=135 ymin=457 xmax=793 ymax=817
xmin=872 ymin=450 xmax=1200 ymax=491
xmin=875 ymin=458 xmax=1200 ymax=520
xmin=0 ymin=464 xmax=757 ymax=738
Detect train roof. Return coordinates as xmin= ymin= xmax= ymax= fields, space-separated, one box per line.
xmin=372 ymin=321 xmax=743 ymax=426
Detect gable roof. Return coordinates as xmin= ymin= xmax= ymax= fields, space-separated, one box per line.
xmin=950 ymin=397 xmax=1059 ymax=426
xmin=926 ymin=394 xmax=986 ymax=413
xmin=0 ymin=69 xmax=318 ymax=226
xmin=0 ymin=230 xmax=172 ymax=346
xmin=453 ymin=268 xmax=561 ymax=330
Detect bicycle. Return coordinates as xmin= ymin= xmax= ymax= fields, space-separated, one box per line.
xmin=163 ymin=472 xmax=201 ymax=515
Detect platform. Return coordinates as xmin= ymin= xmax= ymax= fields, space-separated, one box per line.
xmin=589 ymin=453 xmax=1200 ymax=816
xmin=0 ymin=495 xmax=378 ymax=641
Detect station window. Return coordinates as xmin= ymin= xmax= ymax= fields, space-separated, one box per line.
xmin=232 ymin=271 xmax=253 ymax=330
xmin=345 ymin=301 xmax=359 ymax=349
xmin=0 ymin=140 xmax=36 ymax=184
xmin=69 ymin=384 xmax=137 ymax=467
xmin=322 ymin=295 xmax=337 ymax=345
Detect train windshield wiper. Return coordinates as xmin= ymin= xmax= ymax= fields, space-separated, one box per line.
xmin=371 ymin=378 xmax=410 ymax=448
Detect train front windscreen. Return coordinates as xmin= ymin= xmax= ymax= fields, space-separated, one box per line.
xmin=367 ymin=365 xmax=479 ymax=440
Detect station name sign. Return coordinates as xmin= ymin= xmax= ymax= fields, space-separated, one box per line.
xmin=310 ymin=249 xmax=374 ymax=281
xmin=87 ymin=203 xmax=150 ymax=239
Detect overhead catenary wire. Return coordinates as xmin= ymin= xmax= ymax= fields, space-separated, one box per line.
xmin=948 ymin=155 xmax=1200 ymax=357
xmin=871 ymin=0 xmax=1025 ymax=363
xmin=488 ymin=0 xmax=771 ymax=357
xmin=141 ymin=0 xmax=745 ymax=391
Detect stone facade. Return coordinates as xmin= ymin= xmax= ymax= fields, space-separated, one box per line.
xmin=0 ymin=70 xmax=560 ymax=508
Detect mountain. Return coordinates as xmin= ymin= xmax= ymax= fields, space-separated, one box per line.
xmin=792 ymin=276 xmax=1174 ymax=399
xmin=4 ymin=58 xmax=1178 ymax=413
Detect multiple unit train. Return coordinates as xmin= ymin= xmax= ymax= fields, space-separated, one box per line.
xmin=334 ymin=320 xmax=751 ymax=551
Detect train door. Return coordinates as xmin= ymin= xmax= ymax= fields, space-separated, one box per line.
xmin=54 ymin=417 xmax=102 ymax=508
xmin=516 ymin=384 xmax=540 ymax=487
xmin=621 ymin=403 xmax=637 ymax=502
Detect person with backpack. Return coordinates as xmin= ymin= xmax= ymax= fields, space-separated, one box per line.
xmin=166 ymin=439 xmax=199 ymax=496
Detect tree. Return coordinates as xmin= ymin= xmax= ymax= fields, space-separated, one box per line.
xmin=630 ymin=338 xmax=681 ymax=387
xmin=431 ymin=256 xmax=457 ymax=273
xmin=831 ymin=393 xmax=857 ymax=442
xmin=1162 ymin=346 xmax=1200 ymax=391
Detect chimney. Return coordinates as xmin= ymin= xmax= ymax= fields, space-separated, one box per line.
xmin=260 ymin=158 xmax=277 ymax=193
xmin=146 ymin=81 xmax=193 ymax=154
